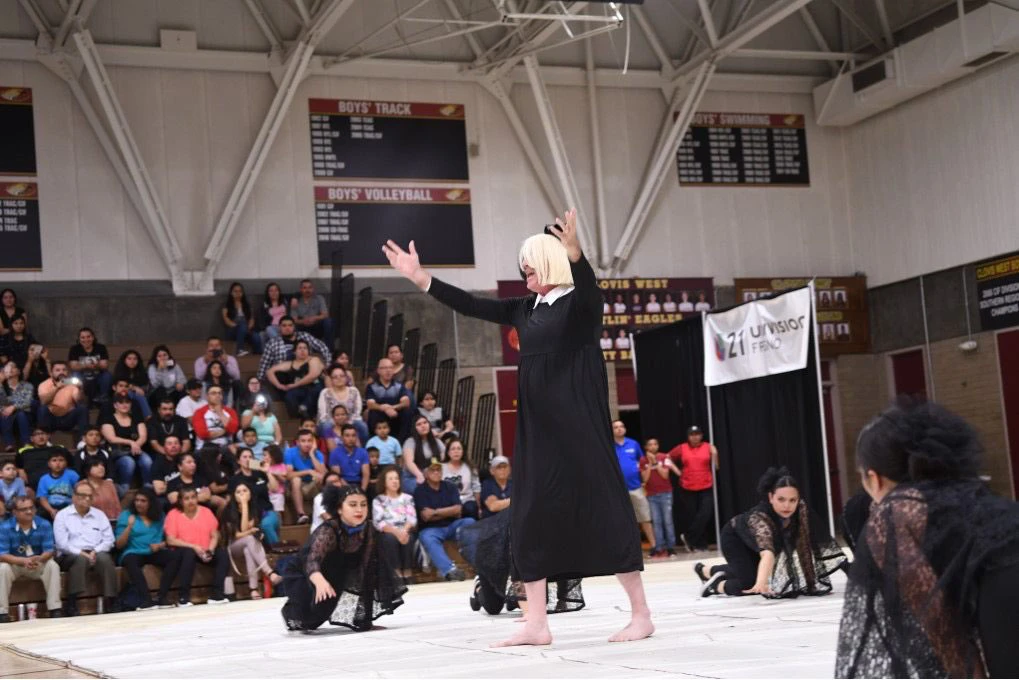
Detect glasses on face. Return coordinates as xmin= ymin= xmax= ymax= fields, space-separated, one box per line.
xmin=74 ymin=492 xmax=93 ymax=499
xmin=15 ymin=506 xmax=34 ymax=513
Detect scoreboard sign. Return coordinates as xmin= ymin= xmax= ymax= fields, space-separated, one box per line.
xmin=677 ymin=112 xmax=809 ymax=187
xmin=309 ymin=98 xmax=469 ymax=182
xmin=0 ymin=182 xmax=41 ymax=271
xmin=314 ymin=185 xmax=474 ymax=268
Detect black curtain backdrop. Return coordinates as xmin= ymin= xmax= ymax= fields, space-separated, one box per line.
xmin=634 ymin=306 xmax=830 ymax=528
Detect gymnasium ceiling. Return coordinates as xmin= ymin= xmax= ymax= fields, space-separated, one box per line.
xmin=2 ymin=0 xmax=1009 ymax=84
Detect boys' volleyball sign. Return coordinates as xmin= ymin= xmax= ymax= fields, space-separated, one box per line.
xmin=703 ymin=286 xmax=813 ymax=387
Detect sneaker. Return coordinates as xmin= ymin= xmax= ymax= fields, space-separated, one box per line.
xmin=237 ymin=349 xmax=250 ymax=357
xmin=137 ymin=600 xmax=157 ymax=611
xmin=667 ymin=548 xmax=676 ymax=556
xmin=693 ymin=562 xmax=709 ymax=584
xmin=701 ymin=572 xmax=724 ymax=598
xmin=157 ymin=599 xmax=175 ymax=609
xmin=178 ymin=600 xmax=194 ymax=608
xmin=469 ymin=578 xmax=482 ymax=612
xmin=207 ymin=595 xmax=230 ymax=605
xmin=679 ymin=533 xmax=693 ymax=553
xmin=0 ymin=613 xmax=9 ymax=623
xmin=444 ymin=567 xmax=467 ymax=582
xmin=46 ymin=608 xmax=63 ymax=619
xmin=297 ymin=514 xmax=310 ymax=525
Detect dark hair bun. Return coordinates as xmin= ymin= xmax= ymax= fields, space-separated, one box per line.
xmin=757 ymin=466 xmax=797 ymax=497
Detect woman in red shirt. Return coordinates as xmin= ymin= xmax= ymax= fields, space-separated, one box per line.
xmin=668 ymin=425 xmax=718 ymax=551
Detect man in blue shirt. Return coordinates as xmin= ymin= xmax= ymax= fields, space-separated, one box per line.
xmin=0 ymin=496 xmax=63 ymax=620
xmin=413 ymin=459 xmax=473 ymax=581
xmin=284 ymin=429 xmax=326 ymax=524
xmin=365 ymin=359 xmax=412 ymax=439
xmin=328 ymin=424 xmax=370 ymax=490
xmin=612 ymin=420 xmax=653 ymax=550
xmin=480 ymin=456 xmax=513 ymax=519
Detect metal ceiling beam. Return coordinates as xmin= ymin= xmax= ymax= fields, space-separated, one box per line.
xmin=485 ymin=1 xmax=590 ymax=80
xmin=798 ymin=6 xmax=840 ymax=74
xmin=336 ymin=0 xmax=434 ymax=60
xmin=16 ymin=0 xmax=52 ymax=45
xmin=243 ymin=0 xmax=284 ymax=55
xmin=292 ymin=0 xmax=312 ymax=27
xmin=53 ymin=0 xmax=81 ymax=47
xmin=631 ymin=6 xmax=675 ymax=74
xmin=524 ymin=55 xmax=596 ymax=265
xmin=829 ymin=0 xmax=887 ymax=52
xmin=202 ymin=0 xmax=357 ymax=284
xmin=441 ymin=0 xmax=488 ymax=57
xmin=872 ymin=0 xmax=895 ymax=49
xmin=696 ymin=0 xmax=719 ymax=47
xmin=585 ymin=40 xmax=609 ymax=271
xmin=731 ymin=47 xmax=864 ymax=60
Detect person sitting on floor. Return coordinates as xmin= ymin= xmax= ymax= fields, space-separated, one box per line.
xmin=0 ymin=495 xmax=63 ymax=621
xmin=372 ymin=465 xmax=418 ymax=585
xmin=221 ymin=282 xmax=263 ymax=358
xmin=36 ymin=451 xmax=79 ymax=520
xmin=54 ymin=480 xmax=117 ymax=616
xmin=442 ymin=438 xmax=480 ymax=519
xmin=220 ymin=481 xmax=282 ymax=600
xmin=193 ymin=336 xmax=243 ymax=391
xmin=289 ymin=279 xmax=334 ymax=350
xmin=115 ymin=487 xmax=181 ymax=610
xmin=175 ymin=379 xmax=207 ymax=432
xmin=317 ymin=366 xmax=367 ymax=444
xmin=82 ymin=458 xmax=119 ymax=523
xmin=418 ymin=390 xmax=456 ymax=440
xmin=285 ymin=429 xmax=327 ymax=525
xmin=695 ymin=467 xmax=846 ymax=598
xmin=16 ymin=428 xmax=71 ymax=494
xmin=235 ymin=376 xmax=273 ymax=416
xmin=0 ymin=288 xmax=27 ymax=338
xmin=413 ymin=458 xmax=473 ymax=581
xmin=328 ymin=424 xmax=370 ymax=490
xmin=280 ymin=485 xmax=406 ymax=632
xmin=151 ymin=434 xmax=184 ymax=507
xmin=229 ymin=447 xmax=281 ymax=546
xmin=266 ymin=340 xmax=324 ymax=420
xmin=164 ymin=485 xmax=231 ymax=606
xmin=37 ymin=361 xmax=89 ymax=441
xmin=201 ymin=360 xmax=236 ymax=408
xmin=240 ymin=396 xmax=281 ymax=459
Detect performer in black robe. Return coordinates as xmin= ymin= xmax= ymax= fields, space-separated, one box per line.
xmin=383 ymin=209 xmax=650 ymax=646
xmin=281 ymin=485 xmax=405 ymax=632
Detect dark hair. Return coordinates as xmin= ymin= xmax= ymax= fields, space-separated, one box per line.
xmin=158 ymin=398 xmax=176 ymax=408
xmin=296 ymin=428 xmax=315 ymax=440
xmin=387 ymin=343 xmax=402 ymax=354
xmin=294 ymin=339 xmax=310 ymax=353
xmin=331 ymin=404 xmax=348 ymax=416
xmin=221 ymin=480 xmax=259 ymax=544
xmin=84 ymin=457 xmax=107 ymax=478
xmin=366 ymin=446 xmax=379 ymax=454
xmin=131 ymin=487 xmax=163 ymax=522
xmin=177 ymin=484 xmax=198 ymax=508
xmin=113 ymin=349 xmax=145 ymax=385
xmin=48 ymin=450 xmax=67 ymax=461
xmin=757 ymin=466 xmax=799 ymax=498
xmin=323 ymin=483 xmax=366 ymax=516
xmin=9 ymin=314 xmax=25 ymax=327
xmin=223 ymin=282 xmax=252 ymax=320
xmin=421 ymin=390 xmax=437 ymax=402
xmin=148 ymin=344 xmax=175 ymax=367
xmin=264 ymin=444 xmax=284 ymax=465
xmin=236 ymin=446 xmax=253 ymax=459
xmin=856 ymin=398 xmax=981 ymax=483
xmin=51 ymin=360 xmax=68 ymax=370
xmin=85 ymin=426 xmax=101 ymax=436
xmin=0 ymin=288 xmax=16 ymax=305
xmin=185 ymin=378 xmax=202 ymax=391
xmin=242 ymin=427 xmax=257 ymax=436
xmin=375 ymin=464 xmax=401 ymax=496
xmin=322 ymin=471 xmax=342 ymax=487
xmin=340 ymin=423 xmax=357 ymax=435
xmin=206 ymin=335 xmax=222 ymax=343
xmin=177 ymin=452 xmax=197 ymax=470
xmin=300 ymin=278 xmax=313 ymax=286
xmin=113 ymin=394 xmax=132 ymax=405
xmin=77 ymin=326 xmax=96 ymax=341
xmin=204 ymin=360 xmax=226 ymax=385
xmin=280 ymin=315 xmax=295 ymax=326
xmin=264 ymin=282 xmax=283 ymax=307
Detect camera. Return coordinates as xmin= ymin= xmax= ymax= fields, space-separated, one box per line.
xmin=255 ymin=394 xmax=268 ymax=406
xmin=67 ymin=376 xmax=83 ymax=386
xmin=166 ymin=359 xmax=175 ymax=368
xmin=211 ymin=349 xmax=223 ymax=359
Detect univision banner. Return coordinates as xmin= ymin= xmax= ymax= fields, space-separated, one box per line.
xmin=703 ymin=286 xmax=812 ymax=387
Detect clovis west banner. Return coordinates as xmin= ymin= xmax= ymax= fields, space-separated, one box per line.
xmin=703 ymin=286 xmax=813 ymax=387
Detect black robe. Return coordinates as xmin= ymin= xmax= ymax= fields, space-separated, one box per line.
xmin=429 ymin=254 xmax=643 ymax=582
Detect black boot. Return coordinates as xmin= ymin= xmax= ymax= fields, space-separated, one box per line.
xmin=105 ymin=596 xmax=122 ymax=614
xmin=64 ymin=597 xmax=79 ymax=617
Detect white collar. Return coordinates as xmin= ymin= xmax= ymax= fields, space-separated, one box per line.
xmin=533 ymin=285 xmax=575 ymax=309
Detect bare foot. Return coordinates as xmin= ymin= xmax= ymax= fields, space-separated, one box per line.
xmin=513 ymin=615 xmax=528 ymax=623
xmin=608 ymin=614 xmax=654 ymax=643
xmin=490 ymin=623 xmax=553 ymax=647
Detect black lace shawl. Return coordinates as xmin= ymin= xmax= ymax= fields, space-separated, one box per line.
xmin=732 ymin=500 xmax=846 ymax=598
xmin=835 ymin=481 xmax=1019 ymax=678
xmin=283 ymin=518 xmax=405 ymax=631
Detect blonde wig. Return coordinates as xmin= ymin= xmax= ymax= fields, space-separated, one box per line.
xmin=518 ymin=234 xmax=574 ymax=287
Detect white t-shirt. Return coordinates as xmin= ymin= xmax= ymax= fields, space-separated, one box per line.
xmin=176 ymin=396 xmax=207 ymax=421
xmin=678 ymin=301 xmax=694 ymax=312
xmin=662 ymin=301 xmax=678 ymax=313
xmin=646 ymin=302 xmax=662 ymax=313
xmin=599 ymin=337 xmax=613 ymax=350
xmin=695 ymin=301 xmax=712 ymax=312
xmin=311 ymin=493 xmax=327 ymax=531
xmin=615 ymin=336 xmax=631 ymax=349
xmin=613 ymin=303 xmax=627 ymax=314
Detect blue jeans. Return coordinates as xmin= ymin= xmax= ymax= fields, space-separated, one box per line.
xmin=128 ymin=391 xmax=152 ymax=419
xmin=76 ymin=370 xmax=112 ymax=405
xmin=260 ymin=510 xmax=280 ymax=545
xmin=37 ymin=403 xmax=89 ymax=439
xmin=401 ymin=469 xmax=419 ymax=495
xmin=231 ymin=323 xmax=264 ymax=355
xmin=351 ymin=420 xmax=369 ymax=446
xmin=648 ymin=492 xmax=676 ymax=551
xmin=302 ymin=318 xmax=334 ymax=351
xmin=419 ymin=518 xmax=475 ymax=576
xmin=113 ymin=452 xmax=153 ymax=495
xmin=284 ymin=383 xmax=323 ymax=419
xmin=1 ymin=410 xmax=31 ymax=446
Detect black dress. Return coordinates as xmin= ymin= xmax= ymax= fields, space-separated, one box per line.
xmin=281 ymin=519 xmax=406 ymax=632
xmin=429 ymin=254 xmax=642 ymax=582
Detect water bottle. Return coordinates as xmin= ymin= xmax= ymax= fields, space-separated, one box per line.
xmin=17 ymin=603 xmax=26 ymax=621
xmin=95 ymin=597 xmax=104 ymax=614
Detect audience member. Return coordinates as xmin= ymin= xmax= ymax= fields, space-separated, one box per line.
xmin=442 ymin=438 xmax=480 ymax=519
xmin=221 ymin=282 xmax=263 ymax=357
xmin=285 ymin=429 xmax=326 ymax=524
xmin=192 ymin=386 xmax=239 ymax=452
xmin=73 ymin=427 xmax=111 ymax=476
xmin=413 ymin=459 xmax=472 ymax=581
xmin=237 ymin=427 xmax=266 ymax=461
xmin=100 ymin=394 xmax=151 ymax=495
xmin=23 ymin=343 xmax=51 ymax=388
xmin=194 ymin=336 xmax=242 ymax=385
xmin=328 ymin=424 xmax=370 ymax=489
xmin=147 ymin=398 xmax=191 ymax=458
xmin=175 ymin=379 xmax=207 ymax=429
xmin=310 ymin=471 xmax=345 ymax=531
xmin=146 ymin=345 xmax=186 ymax=410
xmin=642 ymin=438 xmax=678 ymax=558
xmin=612 ymin=420 xmax=654 ymax=550
xmin=0 ymin=495 xmax=62 ymax=621
xmin=264 ymin=445 xmax=287 ymax=516
xmin=235 ymin=376 xmax=272 ymax=416
xmin=418 ymin=390 xmax=455 ymax=439
xmin=1 ymin=362 xmax=33 ymax=450
xmin=480 ymin=456 xmax=512 ymax=518
xmin=165 ymin=452 xmax=223 ymax=511
xmin=330 ymin=350 xmax=356 ymax=387
xmin=0 ymin=288 xmax=27 ymax=336
xmin=668 ymin=425 xmax=719 ymax=551
xmin=267 ymin=340 xmax=324 ymax=419
xmin=36 ymin=451 xmax=79 ymax=520
xmin=16 ymin=428 xmax=71 ymax=492
xmin=99 ymin=378 xmax=147 ymax=422
xmin=83 ymin=458 xmax=119 ymax=522
xmin=366 ymin=358 xmax=412 ymax=442
xmin=290 ymin=279 xmax=333 ymax=350
xmin=202 ymin=360 xmax=236 ymax=408
xmin=372 ymin=344 xmax=415 ymax=394
xmin=319 ymin=404 xmax=350 ymax=453
xmin=402 ymin=414 xmax=446 ymax=494
xmin=37 ymin=361 xmax=89 ymax=440
xmin=229 ymin=447 xmax=280 ymax=545
xmin=164 ymin=485 xmax=231 ymax=606
xmin=0 ymin=315 xmax=35 ymax=369
xmin=256 ymin=316 xmax=331 ymax=380
xmin=112 ymin=349 xmax=152 ymax=419
xmin=366 ymin=419 xmax=402 ymax=467
xmin=366 ymin=448 xmax=381 ymax=499
xmin=54 ymin=480 xmax=117 ymax=616
xmin=258 ymin=282 xmax=288 ymax=343
xmin=373 ymin=466 xmax=418 ymax=583
xmin=197 ymin=448 xmax=231 ymax=509
xmin=317 ymin=365 xmax=367 ymax=441
xmin=115 ymin=487 xmax=180 ymax=610
xmin=220 ymin=481 xmax=281 ymax=599
xmin=150 ymin=434 xmax=183 ymax=504
xmin=67 ymin=327 xmax=111 ymax=405
xmin=0 ymin=461 xmax=27 ymax=516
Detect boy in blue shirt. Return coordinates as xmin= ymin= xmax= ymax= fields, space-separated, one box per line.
xmin=365 ymin=420 xmax=401 ymax=466
xmin=0 ymin=461 xmax=27 ymax=518
xmin=284 ymin=429 xmax=326 ymax=524
xmin=36 ymin=452 xmax=79 ymax=519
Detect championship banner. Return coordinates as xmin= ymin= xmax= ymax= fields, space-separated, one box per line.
xmin=703 ymin=286 xmax=812 ymax=387
xmin=975 ymin=252 xmax=1019 ymax=331
xmin=498 ymin=276 xmax=714 ymax=364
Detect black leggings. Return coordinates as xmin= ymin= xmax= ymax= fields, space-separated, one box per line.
xmin=978 ymin=561 xmax=1019 ymax=677
xmin=122 ymin=550 xmax=183 ymax=603
xmin=174 ymin=547 xmax=230 ymax=602
xmin=677 ymin=487 xmax=715 ymax=550
xmin=378 ymin=532 xmax=416 ymax=573
xmin=709 ymin=523 xmax=760 ymax=596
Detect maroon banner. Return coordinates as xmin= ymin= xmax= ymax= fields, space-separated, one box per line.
xmin=308 ymin=98 xmax=465 ymax=119
xmin=313 ymin=186 xmax=470 ymax=204
xmin=689 ymin=112 xmax=805 ymax=128
xmin=498 ymin=276 xmax=714 ymax=364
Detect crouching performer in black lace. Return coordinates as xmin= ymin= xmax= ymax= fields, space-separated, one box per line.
xmin=281 ymin=485 xmax=406 ymax=632
xmin=695 ymin=467 xmax=847 ymax=598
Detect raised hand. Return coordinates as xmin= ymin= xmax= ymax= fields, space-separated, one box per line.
xmin=553 ymin=208 xmax=581 ymax=261
xmin=382 ymin=240 xmax=431 ymax=290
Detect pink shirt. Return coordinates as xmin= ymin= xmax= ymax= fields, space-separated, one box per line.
xmin=164 ymin=506 xmax=219 ymax=547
